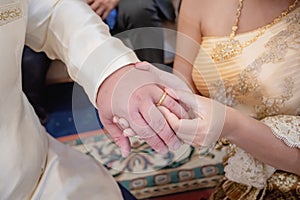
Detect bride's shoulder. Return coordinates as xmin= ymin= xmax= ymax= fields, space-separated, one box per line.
xmin=180 ymin=0 xmax=235 ymax=18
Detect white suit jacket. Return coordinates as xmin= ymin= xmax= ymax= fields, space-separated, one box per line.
xmin=0 ymin=0 xmax=139 ymax=199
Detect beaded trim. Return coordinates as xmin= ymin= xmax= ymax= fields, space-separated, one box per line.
xmin=0 ymin=2 xmax=22 ymax=26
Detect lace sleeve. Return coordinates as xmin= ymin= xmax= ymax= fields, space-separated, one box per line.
xmin=224 ymin=147 xmax=276 ymax=189
xmin=224 ymin=115 xmax=299 ymax=189
xmin=261 ymin=115 xmax=300 ymax=148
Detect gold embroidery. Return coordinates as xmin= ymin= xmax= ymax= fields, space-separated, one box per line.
xmin=209 ymin=11 xmax=300 ymax=119
xmin=254 ymin=78 xmax=294 ymax=119
xmin=210 ymin=172 xmax=300 ymax=200
xmin=0 ymin=3 xmax=22 ymax=26
xmin=297 ymin=181 xmax=300 ymax=195
xmin=268 ymin=172 xmax=299 ymax=193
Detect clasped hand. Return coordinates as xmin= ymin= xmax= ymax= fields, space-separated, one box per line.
xmin=96 ymin=62 xmax=191 ymax=157
xmin=116 ymin=88 xmax=227 ymax=151
xmin=97 ymin=62 xmax=228 ymax=156
xmin=158 ymin=89 xmax=227 ymax=148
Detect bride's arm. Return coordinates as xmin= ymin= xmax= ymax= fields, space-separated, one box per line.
xmin=225 ymin=108 xmax=300 ymax=175
xmin=173 ymin=0 xmax=202 ymax=93
xmin=159 ymin=89 xmax=300 ymax=176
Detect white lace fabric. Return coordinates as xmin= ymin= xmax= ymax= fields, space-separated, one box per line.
xmin=224 ymin=147 xmax=276 ymax=189
xmin=224 ymin=115 xmax=300 ymax=189
xmin=262 ymin=115 xmax=300 ymax=148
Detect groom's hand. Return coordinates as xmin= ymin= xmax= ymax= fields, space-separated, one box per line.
xmin=96 ymin=62 xmax=191 ymax=156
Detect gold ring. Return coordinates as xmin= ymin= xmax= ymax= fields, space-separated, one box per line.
xmin=156 ymin=91 xmax=167 ymax=106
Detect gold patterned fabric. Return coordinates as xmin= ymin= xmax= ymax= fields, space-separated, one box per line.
xmin=210 ymin=171 xmax=300 ymax=200
xmin=0 ymin=2 xmax=22 ymax=26
xmin=192 ymin=7 xmax=300 ymax=199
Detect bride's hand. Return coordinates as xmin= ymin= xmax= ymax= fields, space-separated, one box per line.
xmin=158 ymin=89 xmax=229 ymax=147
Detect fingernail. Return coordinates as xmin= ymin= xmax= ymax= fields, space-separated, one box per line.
xmin=135 ymin=61 xmax=150 ymax=70
xmin=118 ymin=118 xmax=129 ymax=129
xmin=123 ymin=128 xmax=136 ymax=137
xmin=113 ymin=116 xmax=119 ymax=123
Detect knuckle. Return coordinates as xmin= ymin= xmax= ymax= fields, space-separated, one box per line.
xmin=165 ymin=132 xmax=177 ymax=144
xmin=137 ymin=128 xmax=155 ymax=138
xmin=131 ymin=91 xmax=144 ymax=103
xmin=166 ymin=98 xmax=177 ymax=109
xmin=129 ymin=113 xmax=144 ymax=128
xmin=151 ymin=117 xmax=167 ymax=133
xmin=159 ymin=127 xmax=176 ymax=142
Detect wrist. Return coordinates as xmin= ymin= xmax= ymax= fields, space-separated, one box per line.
xmin=222 ymin=106 xmax=261 ymax=148
xmin=96 ymin=63 xmax=135 ymax=105
xmin=220 ymin=106 xmax=244 ymax=141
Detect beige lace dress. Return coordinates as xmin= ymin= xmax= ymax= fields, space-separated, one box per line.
xmin=192 ymin=7 xmax=300 ymax=199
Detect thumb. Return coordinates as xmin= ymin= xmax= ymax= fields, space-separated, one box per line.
xmin=158 ymin=106 xmax=200 ymax=137
xmin=157 ymin=106 xmax=180 ymax=131
xmin=158 ymin=106 xmax=202 ymax=146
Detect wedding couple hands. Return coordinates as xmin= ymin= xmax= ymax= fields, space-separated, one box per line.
xmin=97 ymin=62 xmax=227 ymax=157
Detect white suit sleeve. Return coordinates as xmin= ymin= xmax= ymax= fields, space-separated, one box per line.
xmin=25 ymin=0 xmax=139 ymax=106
